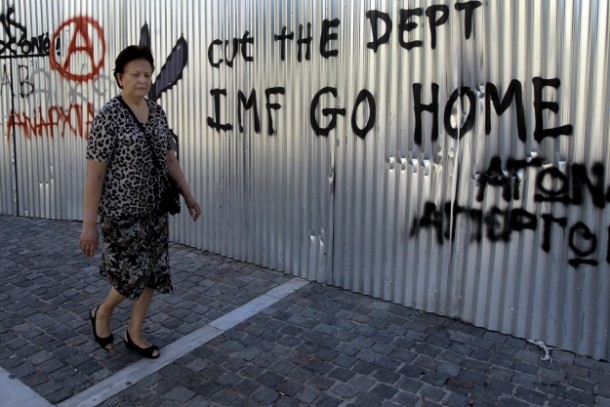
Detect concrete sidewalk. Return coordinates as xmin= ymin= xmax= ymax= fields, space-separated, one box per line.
xmin=1 ymin=214 xmax=609 ymax=406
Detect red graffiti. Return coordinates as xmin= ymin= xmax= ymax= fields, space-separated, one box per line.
xmin=7 ymin=102 xmax=95 ymax=140
xmin=49 ymin=16 xmax=105 ymax=82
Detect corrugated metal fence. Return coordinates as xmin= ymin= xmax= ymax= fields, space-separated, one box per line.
xmin=1 ymin=0 xmax=609 ymax=360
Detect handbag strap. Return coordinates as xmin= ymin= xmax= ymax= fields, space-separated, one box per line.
xmin=117 ymin=96 xmax=164 ymax=172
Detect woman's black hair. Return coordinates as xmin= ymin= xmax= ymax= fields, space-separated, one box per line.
xmin=113 ymin=45 xmax=155 ymax=89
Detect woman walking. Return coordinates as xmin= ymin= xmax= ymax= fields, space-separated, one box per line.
xmin=79 ymin=45 xmax=201 ymax=358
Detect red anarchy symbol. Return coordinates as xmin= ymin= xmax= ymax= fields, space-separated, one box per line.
xmin=50 ymin=16 xmax=106 ymax=82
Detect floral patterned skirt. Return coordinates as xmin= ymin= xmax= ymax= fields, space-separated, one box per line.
xmin=100 ymin=212 xmax=172 ymax=300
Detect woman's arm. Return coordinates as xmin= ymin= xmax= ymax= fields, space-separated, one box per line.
xmin=167 ymin=150 xmax=201 ymax=221
xmin=80 ymin=159 xmax=107 ymax=257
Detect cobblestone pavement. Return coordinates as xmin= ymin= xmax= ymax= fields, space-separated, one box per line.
xmin=1 ymin=214 xmax=610 ymax=407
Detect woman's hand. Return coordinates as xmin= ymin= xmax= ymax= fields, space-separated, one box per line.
xmin=79 ymin=224 xmax=99 ymax=257
xmin=184 ymin=196 xmax=202 ymax=221
xmin=81 ymin=160 xmax=106 ymax=257
xmin=167 ymin=150 xmax=201 ymax=221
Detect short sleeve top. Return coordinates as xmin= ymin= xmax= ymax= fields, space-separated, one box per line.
xmin=86 ymin=96 xmax=172 ymax=218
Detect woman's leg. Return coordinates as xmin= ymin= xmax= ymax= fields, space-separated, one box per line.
xmin=126 ymin=287 xmax=159 ymax=356
xmin=95 ymin=287 xmax=125 ymax=349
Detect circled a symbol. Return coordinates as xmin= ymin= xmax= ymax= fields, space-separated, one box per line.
xmin=49 ymin=16 xmax=106 ymax=82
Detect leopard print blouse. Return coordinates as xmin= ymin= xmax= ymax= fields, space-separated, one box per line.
xmin=86 ymin=96 xmax=171 ymax=218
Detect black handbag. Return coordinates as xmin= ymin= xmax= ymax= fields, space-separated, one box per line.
xmin=118 ymin=96 xmax=181 ymax=215
xmin=160 ymin=177 xmax=181 ymax=215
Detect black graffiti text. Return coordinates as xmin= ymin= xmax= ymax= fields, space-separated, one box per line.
xmin=0 ymin=6 xmax=55 ymax=59
xmin=0 ymin=63 xmax=35 ymax=97
xmin=274 ymin=18 xmax=340 ymax=61
xmin=410 ymin=201 xmax=607 ymax=268
xmin=310 ymin=87 xmax=376 ymax=138
xmin=207 ymin=87 xmax=285 ymax=135
xmin=207 ymin=31 xmax=254 ymax=68
xmin=477 ymin=156 xmax=610 ymax=209
xmin=366 ymin=1 xmax=483 ymax=52
xmin=413 ymin=78 xmax=573 ymax=145
xmin=302 ymin=77 xmax=572 ymax=142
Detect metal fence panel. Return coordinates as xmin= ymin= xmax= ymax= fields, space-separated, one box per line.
xmin=1 ymin=0 xmax=609 ymax=360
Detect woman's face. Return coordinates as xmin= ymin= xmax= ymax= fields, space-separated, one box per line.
xmin=118 ymin=58 xmax=153 ymax=99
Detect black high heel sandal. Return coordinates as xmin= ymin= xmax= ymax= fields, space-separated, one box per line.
xmin=124 ymin=330 xmax=160 ymax=359
xmin=89 ymin=305 xmax=113 ymax=350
